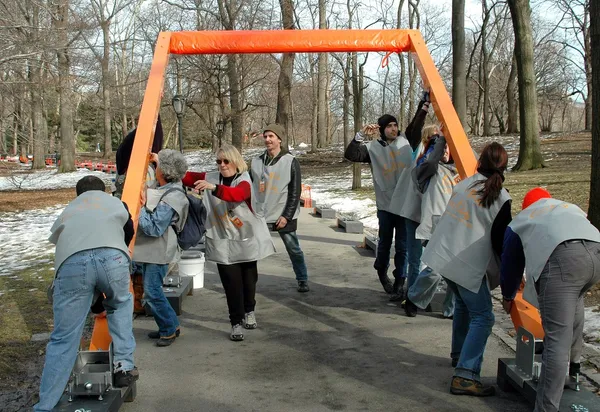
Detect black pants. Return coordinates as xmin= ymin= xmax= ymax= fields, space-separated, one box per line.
xmin=217 ymin=261 xmax=258 ymax=326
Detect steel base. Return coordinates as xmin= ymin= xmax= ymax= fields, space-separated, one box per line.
xmin=52 ymin=382 xmax=136 ymax=412
xmin=497 ymin=358 xmax=599 ymax=411
xmin=144 ymin=274 xmax=193 ymax=316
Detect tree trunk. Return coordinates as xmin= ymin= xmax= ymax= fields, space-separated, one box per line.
xmin=316 ymin=0 xmax=328 ymax=149
xmin=227 ymin=54 xmax=243 ymax=150
xmin=343 ymin=53 xmax=351 ymax=149
xmin=56 ymin=0 xmax=75 ymax=172
xmin=588 ymin=0 xmax=600 ymax=227
xmin=101 ymin=21 xmax=112 ymax=157
xmin=275 ymin=0 xmax=295 ymax=151
xmin=508 ymin=0 xmax=544 ymax=171
xmin=506 ymin=50 xmax=519 ymax=133
xmin=482 ymin=0 xmax=492 ymax=136
xmin=452 ymin=0 xmax=467 ymax=128
xmin=584 ymin=10 xmax=592 ymax=131
xmin=310 ymin=56 xmax=318 ymax=152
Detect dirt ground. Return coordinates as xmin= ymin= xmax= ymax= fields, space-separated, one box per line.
xmin=0 ymin=132 xmax=598 ymax=410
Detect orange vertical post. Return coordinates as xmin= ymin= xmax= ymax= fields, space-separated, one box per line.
xmin=89 ymin=32 xmax=172 ymax=351
xmin=408 ymin=31 xmax=477 ymax=179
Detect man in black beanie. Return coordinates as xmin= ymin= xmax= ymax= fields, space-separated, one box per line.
xmin=344 ymin=93 xmax=431 ymax=296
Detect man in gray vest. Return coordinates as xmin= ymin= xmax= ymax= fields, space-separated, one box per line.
xmin=500 ymin=187 xmax=600 ymax=412
xmin=250 ymin=124 xmax=309 ymax=293
xmin=344 ymin=99 xmax=428 ymax=296
xmin=35 ymin=176 xmax=138 ymax=412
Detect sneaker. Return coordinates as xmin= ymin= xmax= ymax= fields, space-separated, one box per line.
xmin=156 ymin=333 xmax=177 ymax=347
xmin=404 ymin=298 xmax=418 ymax=317
xmin=114 ymin=367 xmax=139 ymax=387
xmin=297 ymin=281 xmax=310 ymax=293
xmin=148 ymin=327 xmax=181 ymax=339
xmin=450 ymin=377 xmax=495 ymax=397
xmin=244 ymin=311 xmax=257 ymax=329
xmin=230 ymin=323 xmax=244 ymax=341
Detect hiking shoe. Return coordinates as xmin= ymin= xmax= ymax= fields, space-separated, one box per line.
xmin=156 ymin=333 xmax=177 ymax=347
xmin=230 ymin=323 xmax=244 ymax=341
xmin=148 ymin=327 xmax=180 ymax=339
xmin=404 ymin=298 xmax=418 ymax=317
xmin=244 ymin=311 xmax=257 ymax=329
xmin=297 ymin=281 xmax=310 ymax=293
xmin=377 ymin=270 xmax=394 ymax=294
xmin=114 ymin=367 xmax=139 ymax=387
xmin=450 ymin=377 xmax=495 ymax=397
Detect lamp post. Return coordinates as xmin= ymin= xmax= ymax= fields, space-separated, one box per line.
xmin=216 ymin=119 xmax=224 ymax=149
xmin=172 ymin=95 xmax=186 ymax=153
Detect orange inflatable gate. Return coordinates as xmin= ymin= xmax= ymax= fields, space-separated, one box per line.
xmin=90 ymin=28 xmax=510 ymax=349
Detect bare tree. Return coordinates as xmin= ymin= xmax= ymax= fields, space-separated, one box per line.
xmin=316 ymin=0 xmax=328 ymax=149
xmin=508 ymin=0 xmax=544 ymax=170
xmin=506 ymin=49 xmax=519 ymax=133
xmin=276 ymin=0 xmax=295 ymax=150
xmin=588 ymin=0 xmax=600 ymax=227
xmin=452 ymin=0 xmax=466 ymax=128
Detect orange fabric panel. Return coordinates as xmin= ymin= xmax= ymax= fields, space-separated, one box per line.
xmin=408 ymin=32 xmax=477 ymax=179
xmin=169 ymin=30 xmax=412 ymax=55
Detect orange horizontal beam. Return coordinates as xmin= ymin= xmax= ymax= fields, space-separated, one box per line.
xmin=169 ymin=29 xmax=413 ymax=55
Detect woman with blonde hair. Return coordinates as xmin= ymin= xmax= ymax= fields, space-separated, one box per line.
xmin=190 ymin=144 xmax=275 ymax=341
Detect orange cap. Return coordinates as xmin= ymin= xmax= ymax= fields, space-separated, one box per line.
xmin=522 ymin=187 xmax=551 ymax=210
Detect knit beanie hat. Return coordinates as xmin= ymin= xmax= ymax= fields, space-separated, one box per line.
xmin=264 ymin=124 xmax=285 ymax=142
xmin=377 ymin=114 xmax=398 ymax=138
xmin=522 ymin=187 xmax=551 ymax=210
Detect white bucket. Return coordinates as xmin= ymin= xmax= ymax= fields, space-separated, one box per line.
xmin=179 ymin=253 xmax=205 ymax=289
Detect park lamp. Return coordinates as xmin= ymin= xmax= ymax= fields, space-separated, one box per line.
xmin=172 ymin=94 xmax=186 ymax=118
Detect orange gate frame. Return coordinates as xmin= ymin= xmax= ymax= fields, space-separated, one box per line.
xmin=91 ymin=29 xmax=538 ymax=349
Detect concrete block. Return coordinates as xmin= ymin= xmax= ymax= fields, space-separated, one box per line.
xmin=364 ymin=236 xmax=378 ymax=252
xmin=314 ymin=206 xmax=336 ymax=219
xmin=337 ymin=218 xmax=363 ymax=234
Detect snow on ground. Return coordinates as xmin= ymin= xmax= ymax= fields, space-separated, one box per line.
xmin=0 ymin=168 xmax=111 ymax=191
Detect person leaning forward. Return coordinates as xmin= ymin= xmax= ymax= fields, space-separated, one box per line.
xmin=500 ymin=188 xmax=600 ymax=412
xmin=250 ymin=124 xmax=309 ymax=293
xmin=344 ymin=98 xmax=428 ymax=295
xmin=34 ymin=176 xmax=138 ymax=412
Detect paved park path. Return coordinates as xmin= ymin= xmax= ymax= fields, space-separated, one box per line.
xmin=123 ymin=209 xmax=530 ymax=412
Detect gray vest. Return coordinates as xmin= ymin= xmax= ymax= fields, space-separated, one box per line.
xmin=49 ymin=191 xmax=131 ymax=272
xmin=366 ymin=137 xmax=412 ymax=212
xmin=389 ymin=161 xmax=422 ymax=222
xmin=416 ymin=164 xmax=460 ymax=241
xmin=421 ymin=173 xmax=511 ymax=293
xmin=250 ymin=153 xmax=300 ymax=224
xmin=132 ymin=182 xmax=189 ymax=265
xmin=203 ymin=172 xmax=275 ymax=265
xmin=509 ymin=198 xmax=600 ymax=282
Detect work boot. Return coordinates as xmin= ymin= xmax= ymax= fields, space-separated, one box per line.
xmin=404 ymin=298 xmax=418 ymax=317
xmin=230 ymin=323 xmax=244 ymax=341
xmin=451 ymin=358 xmax=458 ymax=368
xmin=389 ymin=277 xmax=405 ymax=302
xmin=565 ymin=362 xmax=581 ymax=390
xmin=114 ymin=367 xmax=139 ymax=387
xmin=297 ymin=281 xmax=310 ymax=293
xmin=244 ymin=311 xmax=257 ymax=329
xmin=450 ymin=377 xmax=495 ymax=397
xmin=148 ymin=327 xmax=180 ymax=339
xmin=156 ymin=333 xmax=177 ymax=347
xmin=377 ymin=269 xmax=394 ymax=294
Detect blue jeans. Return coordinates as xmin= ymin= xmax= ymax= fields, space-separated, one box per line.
xmin=279 ymin=231 xmax=308 ymax=282
xmin=374 ymin=210 xmax=407 ymax=279
xmin=35 ymin=248 xmax=135 ymax=412
xmin=445 ymin=278 xmax=494 ymax=382
xmin=408 ymin=267 xmax=455 ymax=317
xmin=405 ymin=219 xmax=423 ymax=289
xmin=137 ymin=262 xmax=179 ymax=336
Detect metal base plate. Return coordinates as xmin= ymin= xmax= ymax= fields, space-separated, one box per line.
xmin=144 ymin=275 xmax=193 ymax=316
xmin=52 ymin=382 xmax=136 ymax=412
xmin=498 ymin=358 xmax=600 ymax=410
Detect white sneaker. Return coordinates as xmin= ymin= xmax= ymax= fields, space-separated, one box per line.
xmin=244 ymin=311 xmax=257 ymax=329
xmin=230 ymin=323 xmax=244 ymax=341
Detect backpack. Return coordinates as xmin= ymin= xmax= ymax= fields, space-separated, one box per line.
xmin=158 ymin=185 xmax=207 ymax=250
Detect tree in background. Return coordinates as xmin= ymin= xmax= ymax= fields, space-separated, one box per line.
xmin=275 ymin=0 xmax=296 ymax=150
xmin=451 ymin=0 xmax=466 ymax=129
xmin=507 ymin=0 xmax=544 ymax=170
xmin=588 ymin=0 xmax=600 ymax=228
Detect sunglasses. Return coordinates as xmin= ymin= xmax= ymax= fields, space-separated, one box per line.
xmin=216 ymin=159 xmax=230 ymax=165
